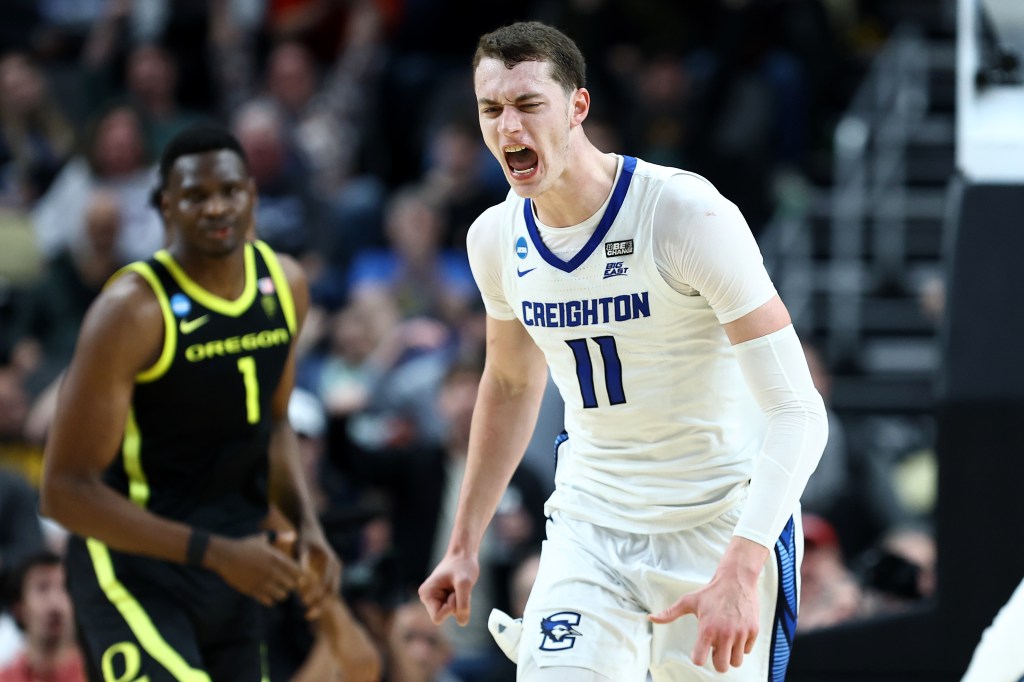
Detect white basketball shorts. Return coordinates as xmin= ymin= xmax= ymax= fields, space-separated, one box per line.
xmin=516 ymin=505 xmax=802 ymax=681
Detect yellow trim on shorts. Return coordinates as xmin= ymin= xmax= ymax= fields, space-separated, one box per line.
xmin=122 ymin=408 xmax=149 ymax=508
xmin=154 ymin=243 xmax=256 ymax=317
xmin=252 ymin=240 xmax=296 ymax=335
xmin=85 ymin=539 xmax=211 ymax=682
xmin=106 ymin=263 xmax=176 ymax=383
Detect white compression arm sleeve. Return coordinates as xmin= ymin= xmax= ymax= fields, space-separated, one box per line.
xmin=732 ymin=325 xmax=829 ymax=547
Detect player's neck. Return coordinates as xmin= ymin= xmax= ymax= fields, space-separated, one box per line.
xmin=533 ymin=147 xmax=617 ymax=228
xmin=170 ymin=243 xmax=248 ymax=300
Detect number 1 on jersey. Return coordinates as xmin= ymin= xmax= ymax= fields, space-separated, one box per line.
xmin=565 ymin=336 xmax=626 ymax=408
xmin=237 ymin=356 xmax=260 ymax=424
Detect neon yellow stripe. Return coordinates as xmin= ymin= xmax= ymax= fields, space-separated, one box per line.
xmin=85 ymin=539 xmax=211 ymax=682
xmin=122 ymin=408 xmax=149 ymax=507
xmin=253 ymin=240 xmax=296 ymax=335
xmin=107 ymin=263 xmax=176 ymax=383
xmin=154 ymin=244 xmax=256 ymax=317
xmin=259 ymin=642 xmax=269 ymax=682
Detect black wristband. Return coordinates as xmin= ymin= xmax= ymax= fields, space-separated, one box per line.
xmin=186 ymin=529 xmax=211 ymax=567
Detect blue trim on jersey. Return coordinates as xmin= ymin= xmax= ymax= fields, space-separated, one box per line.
xmin=553 ymin=430 xmax=569 ymax=474
xmin=769 ymin=517 xmax=798 ymax=682
xmin=524 ymin=156 xmax=637 ymax=273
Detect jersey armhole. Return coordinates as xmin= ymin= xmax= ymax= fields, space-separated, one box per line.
xmin=108 ymin=263 xmax=177 ymax=383
xmin=253 ymin=240 xmax=297 ymax=335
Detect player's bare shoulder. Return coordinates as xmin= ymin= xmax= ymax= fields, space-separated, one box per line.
xmin=67 ymin=266 xmax=168 ymax=376
xmin=94 ymin=268 xmax=165 ymax=334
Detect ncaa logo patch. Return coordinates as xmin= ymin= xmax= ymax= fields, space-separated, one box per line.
xmin=170 ymin=293 xmax=192 ymax=318
xmin=539 ymin=612 xmax=582 ymax=651
xmin=516 ymin=236 xmax=529 ymax=260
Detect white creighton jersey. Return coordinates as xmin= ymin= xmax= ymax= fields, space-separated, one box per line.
xmin=468 ymin=156 xmax=777 ymax=534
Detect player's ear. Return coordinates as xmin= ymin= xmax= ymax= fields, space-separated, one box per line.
xmin=570 ymin=87 xmax=590 ymax=128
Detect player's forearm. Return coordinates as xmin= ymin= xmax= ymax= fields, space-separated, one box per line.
xmin=268 ymin=419 xmax=321 ymax=533
xmin=447 ymin=368 xmax=546 ymax=556
xmin=731 ymin=325 xmax=828 ymax=547
xmin=41 ymin=471 xmax=193 ymax=563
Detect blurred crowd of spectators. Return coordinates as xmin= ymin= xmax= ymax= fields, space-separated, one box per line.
xmin=0 ymin=1 xmax=938 ymax=680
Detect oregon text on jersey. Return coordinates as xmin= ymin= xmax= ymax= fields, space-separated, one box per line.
xmin=184 ymin=328 xmax=290 ymax=362
xmin=521 ymin=292 xmax=650 ymax=328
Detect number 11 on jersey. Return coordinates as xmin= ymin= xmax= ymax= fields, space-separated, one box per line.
xmin=565 ymin=336 xmax=626 ymax=408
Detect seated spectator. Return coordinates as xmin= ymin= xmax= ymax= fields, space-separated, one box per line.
xmin=0 ymin=52 xmax=75 ymax=208
xmin=854 ymin=523 xmax=937 ymax=619
xmin=8 ymin=190 xmax=123 ymax=397
xmin=0 ymin=368 xmax=43 ymax=485
xmin=420 ymin=117 xmax=507 ymax=250
xmin=347 ymin=359 xmax=547 ymax=678
xmin=386 ymin=598 xmax=461 ymax=682
xmin=30 ymin=104 xmax=162 ymax=264
xmin=797 ymin=513 xmax=863 ymax=633
xmin=0 ymin=551 xmax=85 ymax=682
xmin=123 ymin=43 xmax=206 ymax=155
xmin=232 ymin=100 xmax=328 ymax=260
xmin=263 ymin=507 xmax=382 ymax=682
xmin=482 ymin=551 xmax=541 ymax=682
xmin=0 ymin=469 xmax=44 ymax=583
xmin=347 ymin=185 xmax=477 ymax=325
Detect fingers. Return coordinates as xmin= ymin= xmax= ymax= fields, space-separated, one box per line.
xmin=269 ymin=529 xmax=297 ymax=557
xmin=648 ymin=594 xmax=759 ymax=674
xmin=744 ymin=631 xmax=757 ymax=654
xmin=710 ymin=634 xmax=734 ymax=674
xmin=730 ymin=641 xmax=745 ymax=669
xmin=453 ymin=575 xmax=473 ymax=626
xmin=648 ymin=593 xmax=697 ymax=624
xmin=418 ymin=579 xmax=455 ymax=625
xmin=691 ymin=628 xmax=712 ymax=668
xmin=296 ymin=542 xmax=342 ymax=620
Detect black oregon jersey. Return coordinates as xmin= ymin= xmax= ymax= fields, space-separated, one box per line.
xmin=103 ymin=240 xmax=295 ymax=537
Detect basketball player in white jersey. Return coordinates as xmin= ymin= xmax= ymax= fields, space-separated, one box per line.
xmin=418 ymin=21 xmax=828 ymax=681
xmin=960 ymin=576 xmax=1024 ymax=682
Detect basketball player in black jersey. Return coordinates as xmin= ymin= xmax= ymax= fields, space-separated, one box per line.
xmin=40 ymin=125 xmax=342 ymax=681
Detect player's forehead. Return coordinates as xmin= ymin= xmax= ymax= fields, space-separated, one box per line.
xmin=474 ymin=58 xmax=560 ymax=102
xmin=169 ymin=149 xmax=247 ymax=189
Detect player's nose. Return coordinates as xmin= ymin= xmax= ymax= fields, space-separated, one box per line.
xmin=497 ymin=107 xmax=522 ymax=136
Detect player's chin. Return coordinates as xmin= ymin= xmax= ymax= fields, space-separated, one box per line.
xmin=505 ymin=170 xmax=543 ymax=198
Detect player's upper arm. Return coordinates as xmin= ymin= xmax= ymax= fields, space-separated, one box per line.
xmin=466 ymin=206 xmax=517 ymax=321
xmin=270 ymin=251 xmax=310 ymax=420
xmin=722 ymin=295 xmax=793 ymax=345
xmin=653 ymin=174 xmax=777 ymax=324
xmin=43 ymin=274 xmax=164 ymax=479
xmin=482 ymin=315 xmax=547 ymax=397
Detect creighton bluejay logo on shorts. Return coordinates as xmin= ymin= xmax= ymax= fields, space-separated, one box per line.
xmin=539 ymin=612 xmax=582 ymax=651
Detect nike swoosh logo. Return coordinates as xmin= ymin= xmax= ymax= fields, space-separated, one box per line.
xmin=179 ymin=315 xmax=210 ymax=335
xmin=517 ymin=267 xmax=537 ymax=278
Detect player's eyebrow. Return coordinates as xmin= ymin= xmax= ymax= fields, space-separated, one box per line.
xmin=478 ymin=92 xmax=544 ymax=106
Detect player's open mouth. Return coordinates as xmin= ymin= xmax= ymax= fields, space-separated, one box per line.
xmin=504 ymin=144 xmax=538 ymax=177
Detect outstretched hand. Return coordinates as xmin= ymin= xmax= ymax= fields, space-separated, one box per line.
xmin=649 ymin=538 xmax=767 ymax=673
xmin=418 ymin=552 xmax=480 ymax=626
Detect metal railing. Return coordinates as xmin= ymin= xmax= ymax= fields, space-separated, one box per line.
xmin=826 ymin=24 xmax=930 ymax=367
